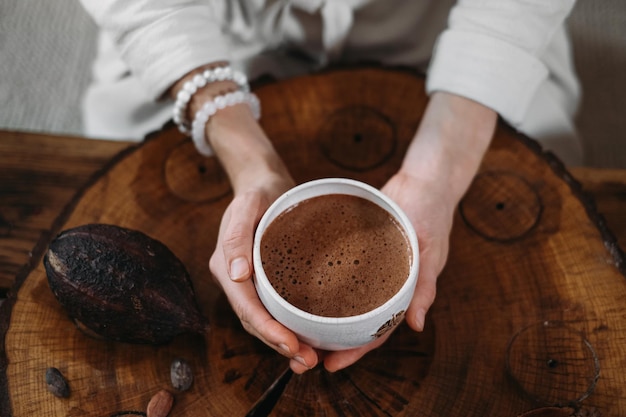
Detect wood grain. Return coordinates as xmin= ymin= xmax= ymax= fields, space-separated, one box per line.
xmin=2 ymin=141 xmax=625 ymax=296
xmin=0 ymin=131 xmax=132 ymax=290
xmin=569 ymin=167 xmax=626 ymax=252
xmin=1 ymin=68 xmax=625 ymax=416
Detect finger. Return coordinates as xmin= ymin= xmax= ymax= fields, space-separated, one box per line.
xmin=406 ymin=273 xmax=436 ymax=332
xmin=289 ymin=344 xmax=319 ymax=374
xmin=221 ymin=274 xmax=318 ymax=367
xmin=211 ymin=238 xmax=295 ymax=352
xmin=322 ymin=334 xmax=389 ymax=373
xmin=405 ymin=244 xmax=446 ymax=332
xmin=214 ymin=246 xmax=298 ymax=352
xmin=222 ymin=193 xmax=265 ymax=282
xmin=290 ymin=359 xmax=310 ymax=374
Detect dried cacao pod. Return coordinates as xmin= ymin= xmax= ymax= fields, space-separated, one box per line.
xmin=44 ymin=223 xmax=208 ymax=344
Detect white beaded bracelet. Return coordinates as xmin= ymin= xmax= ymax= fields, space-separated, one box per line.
xmin=173 ymin=65 xmax=250 ymax=134
xmin=191 ymin=91 xmax=261 ymax=157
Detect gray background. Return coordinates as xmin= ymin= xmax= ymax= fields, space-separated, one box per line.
xmin=1 ymin=0 xmax=625 ymax=168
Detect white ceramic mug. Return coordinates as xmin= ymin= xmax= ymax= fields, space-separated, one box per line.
xmin=253 ymin=178 xmax=419 ymax=350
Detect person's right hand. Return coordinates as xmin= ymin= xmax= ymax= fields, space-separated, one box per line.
xmin=168 ymin=65 xmax=320 ymax=373
xmin=208 ymin=168 xmax=321 ymax=373
xmin=202 ymin=101 xmax=321 ymax=373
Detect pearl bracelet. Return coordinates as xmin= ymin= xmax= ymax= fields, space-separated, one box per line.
xmin=191 ymin=91 xmax=261 ymax=157
xmin=173 ymin=65 xmax=250 ymax=134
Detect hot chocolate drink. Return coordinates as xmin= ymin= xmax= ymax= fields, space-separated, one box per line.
xmin=260 ymin=193 xmax=411 ymax=317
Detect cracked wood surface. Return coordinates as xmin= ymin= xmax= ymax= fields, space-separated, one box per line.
xmin=1 ymin=68 xmax=626 ymax=416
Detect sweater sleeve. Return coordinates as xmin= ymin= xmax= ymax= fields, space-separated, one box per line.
xmin=79 ymin=0 xmax=232 ymax=100
xmin=425 ymin=0 xmax=576 ymax=126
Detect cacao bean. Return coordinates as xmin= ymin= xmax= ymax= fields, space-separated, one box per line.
xmin=170 ymin=357 xmax=193 ymax=391
xmin=45 ymin=367 xmax=70 ymax=398
xmin=44 ymin=223 xmax=209 ymax=344
xmin=146 ymin=389 xmax=174 ymax=417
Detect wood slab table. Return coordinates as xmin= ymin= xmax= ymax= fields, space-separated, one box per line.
xmin=1 ymin=68 xmax=625 ymax=416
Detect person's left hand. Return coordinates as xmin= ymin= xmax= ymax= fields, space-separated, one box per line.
xmin=320 ymin=170 xmax=455 ymax=371
xmin=320 ymin=91 xmax=497 ymax=372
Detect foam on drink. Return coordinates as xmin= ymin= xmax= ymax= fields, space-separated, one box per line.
xmin=260 ymin=194 xmax=411 ymax=317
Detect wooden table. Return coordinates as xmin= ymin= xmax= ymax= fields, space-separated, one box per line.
xmin=1 ymin=68 xmax=626 ymax=416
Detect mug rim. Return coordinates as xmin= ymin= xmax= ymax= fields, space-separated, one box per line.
xmin=253 ymin=177 xmax=419 ymax=325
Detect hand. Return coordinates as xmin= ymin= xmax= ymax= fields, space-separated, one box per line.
xmin=319 ymin=172 xmax=454 ymax=372
xmin=321 ymin=91 xmax=497 ymax=372
xmin=381 ymin=171 xmax=454 ymax=331
xmin=202 ymin=101 xmax=322 ymax=373
xmin=208 ymin=168 xmax=322 ymax=374
xmin=170 ymin=65 xmax=320 ymax=373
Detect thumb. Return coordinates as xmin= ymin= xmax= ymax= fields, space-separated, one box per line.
xmin=222 ymin=193 xmax=263 ymax=282
xmin=405 ymin=241 xmax=447 ymax=332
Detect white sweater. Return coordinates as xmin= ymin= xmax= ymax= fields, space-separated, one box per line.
xmin=80 ymin=0 xmax=582 ymax=164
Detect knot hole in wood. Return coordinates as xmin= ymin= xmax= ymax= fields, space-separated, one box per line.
xmin=164 ymin=140 xmax=231 ymax=203
xmin=506 ymin=320 xmax=600 ymax=407
xmin=459 ymin=171 xmax=542 ymax=242
xmin=317 ymin=106 xmax=397 ymax=171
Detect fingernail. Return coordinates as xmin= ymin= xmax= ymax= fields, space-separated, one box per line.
xmin=415 ymin=309 xmax=426 ymax=331
xmin=293 ymin=355 xmax=308 ymax=368
xmin=278 ymin=343 xmax=291 ymax=354
xmin=229 ymin=257 xmax=250 ymax=281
